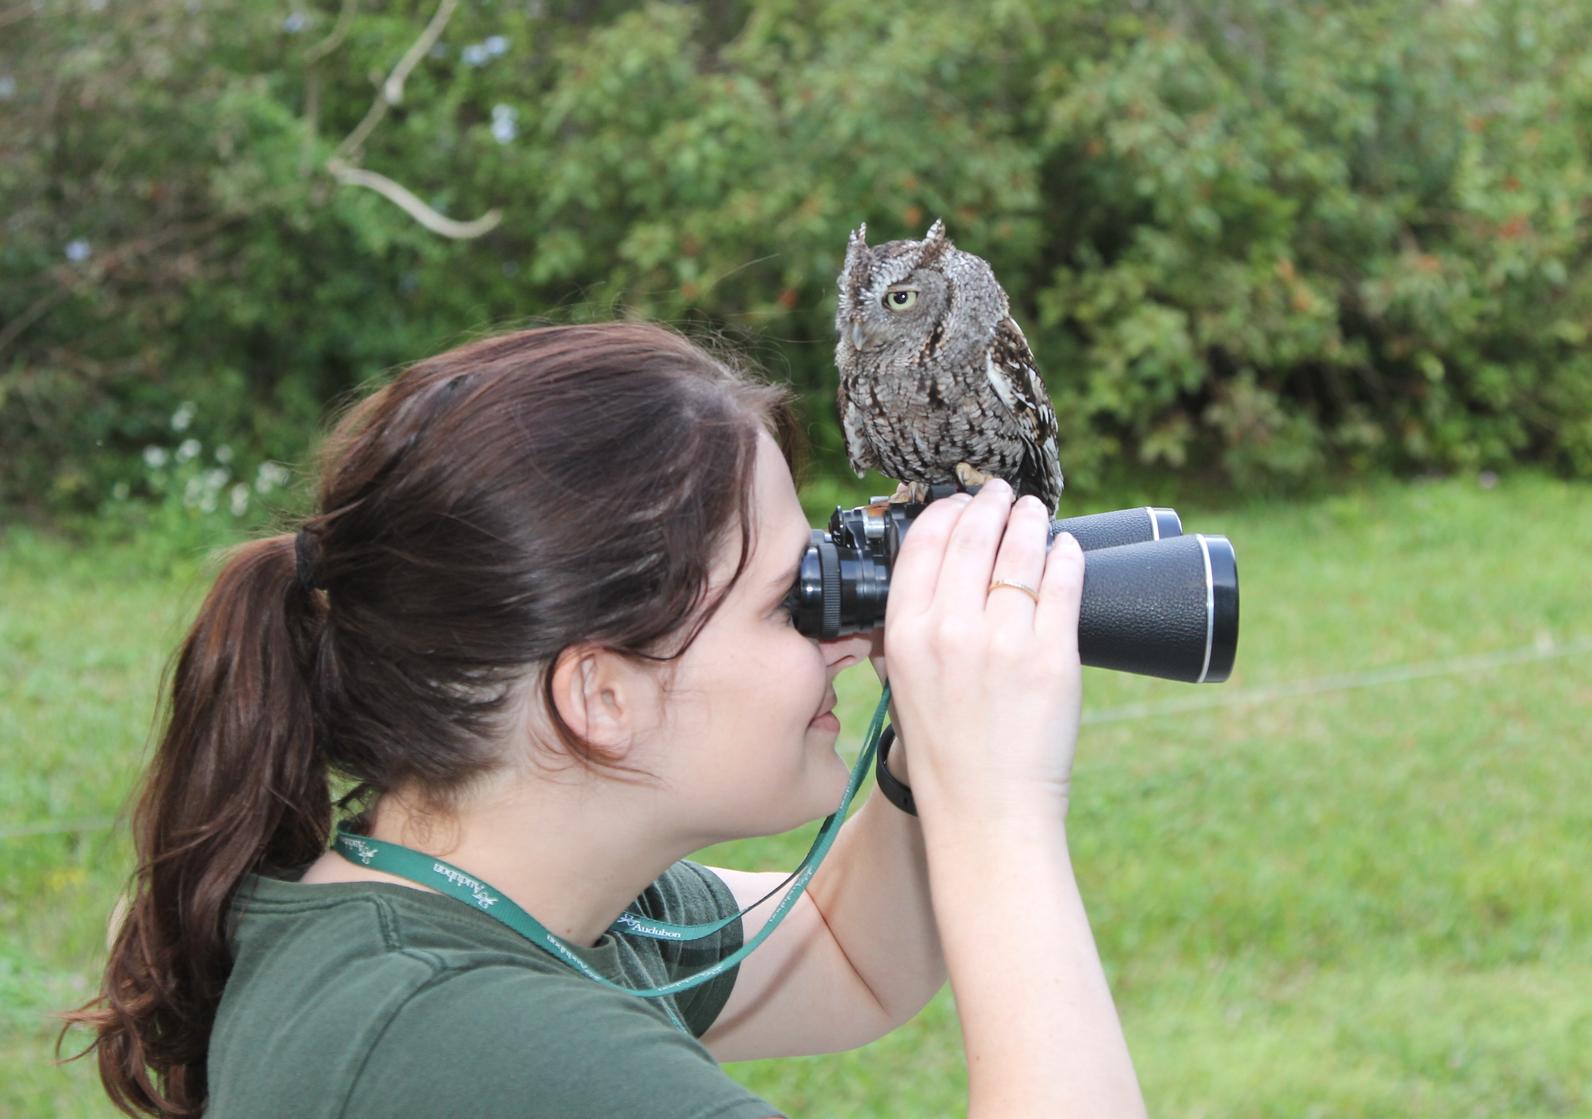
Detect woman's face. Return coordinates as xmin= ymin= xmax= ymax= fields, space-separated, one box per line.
xmin=641 ymin=431 xmax=873 ymax=844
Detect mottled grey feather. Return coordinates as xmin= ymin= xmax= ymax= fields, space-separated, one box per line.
xmin=834 ymin=220 xmax=1065 ymax=513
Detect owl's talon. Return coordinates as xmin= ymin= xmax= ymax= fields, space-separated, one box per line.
xmin=887 ymin=481 xmax=932 ymax=505
xmin=954 ymin=462 xmax=998 ymax=492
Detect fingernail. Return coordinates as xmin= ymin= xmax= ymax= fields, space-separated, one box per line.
xmin=1018 ymin=494 xmax=1042 ymax=512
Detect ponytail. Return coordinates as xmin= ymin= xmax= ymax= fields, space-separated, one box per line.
xmin=63 ymin=533 xmax=330 ymax=1118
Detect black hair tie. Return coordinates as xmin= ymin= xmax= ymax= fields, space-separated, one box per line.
xmin=875 ymin=724 xmax=917 ymax=816
xmin=294 ymin=529 xmax=324 ymax=593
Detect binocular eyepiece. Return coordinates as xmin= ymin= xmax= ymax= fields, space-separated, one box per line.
xmin=782 ymin=487 xmax=1239 ymax=684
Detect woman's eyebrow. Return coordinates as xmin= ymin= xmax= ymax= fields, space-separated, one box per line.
xmin=765 ymin=532 xmax=810 ymax=593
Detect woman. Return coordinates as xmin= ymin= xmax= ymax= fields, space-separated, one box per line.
xmin=67 ymin=323 xmax=1144 ymax=1118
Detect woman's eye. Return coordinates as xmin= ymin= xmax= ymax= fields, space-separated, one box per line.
xmin=883 ymin=289 xmax=918 ymax=311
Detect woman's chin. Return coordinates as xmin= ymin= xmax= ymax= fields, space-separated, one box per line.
xmin=814 ymin=747 xmax=855 ymax=805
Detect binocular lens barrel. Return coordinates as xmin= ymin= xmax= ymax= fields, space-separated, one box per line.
xmin=1051 ymin=505 xmax=1184 ymax=551
xmin=787 ymin=502 xmax=1239 ymax=684
xmin=1077 ymin=532 xmax=1238 ymax=683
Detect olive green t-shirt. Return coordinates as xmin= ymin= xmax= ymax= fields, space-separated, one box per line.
xmin=207 ymin=861 xmax=782 ymax=1119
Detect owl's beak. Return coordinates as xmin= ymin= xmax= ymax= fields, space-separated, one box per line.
xmin=848 ymin=319 xmax=872 ymax=350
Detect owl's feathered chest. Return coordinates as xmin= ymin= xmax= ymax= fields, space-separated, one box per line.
xmin=841 ymin=339 xmax=1029 ymax=484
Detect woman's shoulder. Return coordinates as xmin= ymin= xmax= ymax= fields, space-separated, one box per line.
xmin=219 ymin=863 xmax=738 ymax=1037
xmin=210 ymin=873 xmax=777 ymax=1119
xmin=226 ymin=870 xmax=591 ymax=996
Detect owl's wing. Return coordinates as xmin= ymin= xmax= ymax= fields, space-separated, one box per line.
xmin=836 ymin=375 xmax=877 ymax=479
xmin=988 ymin=316 xmax=1065 ymax=512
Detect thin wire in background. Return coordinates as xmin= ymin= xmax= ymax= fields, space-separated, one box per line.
xmin=3 ymin=634 xmax=1588 ymax=842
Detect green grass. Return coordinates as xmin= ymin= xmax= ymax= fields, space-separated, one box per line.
xmin=3 ymin=472 xmax=1589 ymax=1117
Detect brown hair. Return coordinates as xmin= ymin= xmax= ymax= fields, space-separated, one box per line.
xmin=62 ymin=322 xmax=799 ymax=1117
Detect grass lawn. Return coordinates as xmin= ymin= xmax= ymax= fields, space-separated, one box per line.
xmin=3 ymin=471 xmax=1589 ymax=1117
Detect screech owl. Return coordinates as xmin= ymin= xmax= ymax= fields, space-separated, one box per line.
xmin=834 ymin=219 xmax=1064 ymax=514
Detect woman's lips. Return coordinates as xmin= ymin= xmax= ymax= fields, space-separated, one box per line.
xmin=809 ymin=691 xmax=839 ymax=730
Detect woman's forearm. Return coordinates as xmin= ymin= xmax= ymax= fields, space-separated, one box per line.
xmin=921 ymin=810 xmax=1147 ymax=1119
xmin=805 ymin=749 xmax=946 ymax=1027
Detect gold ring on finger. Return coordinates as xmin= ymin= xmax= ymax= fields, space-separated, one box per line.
xmin=988 ymin=578 xmax=1040 ymax=605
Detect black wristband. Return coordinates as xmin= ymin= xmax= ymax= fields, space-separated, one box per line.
xmin=874 ymin=724 xmax=918 ymax=816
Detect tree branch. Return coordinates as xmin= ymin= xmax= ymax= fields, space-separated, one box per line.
xmin=0 ymin=212 xmax=244 ymax=358
xmin=327 ymin=159 xmax=501 ymax=239
xmin=296 ymin=0 xmax=501 ymax=239
xmin=304 ymin=0 xmax=361 ymax=65
xmin=0 ymin=3 xmax=35 ymax=31
xmin=302 ymin=0 xmax=360 ymax=160
xmin=333 ymin=0 xmax=459 ymax=164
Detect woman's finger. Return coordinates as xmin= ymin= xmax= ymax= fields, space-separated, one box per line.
xmin=1033 ymin=530 xmax=1086 ymax=642
xmin=884 ymin=492 xmax=972 ymax=622
xmin=932 ymin=479 xmax=1016 ymax=614
xmin=984 ymin=495 xmax=1051 ymax=630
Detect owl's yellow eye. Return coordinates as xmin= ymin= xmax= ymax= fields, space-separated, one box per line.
xmin=883 ymin=288 xmax=918 ymax=311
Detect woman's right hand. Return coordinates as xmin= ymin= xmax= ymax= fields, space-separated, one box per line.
xmin=880 ymin=478 xmax=1086 ymax=824
xmin=881 ymin=481 xmax=1145 ymax=1119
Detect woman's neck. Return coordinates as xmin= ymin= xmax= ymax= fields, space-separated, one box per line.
xmin=302 ymin=771 xmax=693 ymax=947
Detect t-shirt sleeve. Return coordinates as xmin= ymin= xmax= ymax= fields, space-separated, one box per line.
xmin=636 ymin=859 xmax=745 ymax=1037
xmin=349 ymin=965 xmax=782 ymax=1119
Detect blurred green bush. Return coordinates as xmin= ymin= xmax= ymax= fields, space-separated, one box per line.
xmin=3 ymin=0 xmax=1590 ymax=520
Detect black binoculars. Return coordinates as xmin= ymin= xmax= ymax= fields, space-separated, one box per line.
xmin=782 ymin=486 xmax=1239 ymax=684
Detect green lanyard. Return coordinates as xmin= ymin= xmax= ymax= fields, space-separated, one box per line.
xmin=333 ymin=685 xmax=893 ymax=1009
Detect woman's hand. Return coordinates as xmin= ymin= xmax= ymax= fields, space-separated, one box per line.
xmin=879 ymin=479 xmax=1086 ymax=824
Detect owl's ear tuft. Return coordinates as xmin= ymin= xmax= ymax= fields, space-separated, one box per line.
xmin=913 ymin=218 xmax=952 ymax=271
xmin=841 ymin=223 xmax=871 ymax=297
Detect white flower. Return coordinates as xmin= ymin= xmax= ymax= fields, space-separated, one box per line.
xmin=462 ymin=43 xmax=489 ymax=67
xmin=0 ymin=75 xmax=16 ymax=101
xmin=215 ymin=444 xmax=234 ymax=464
xmin=204 ymin=467 xmax=229 ymax=490
xmin=230 ymin=483 xmax=250 ymax=517
xmin=255 ymin=461 xmax=291 ymax=494
xmin=112 ymin=481 xmax=130 ymax=501
xmin=283 ymin=11 xmax=308 ymax=33
xmin=491 ymin=104 xmax=518 ymax=144
xmin=143 ymin=446 xmax=169 ymax=469
xmin=65 ymin=239 xmax=92 ymax=263
xmin=171 ymin=401 xmax=195 ymax=432
xmin=484 ymin=35 xmax=509 ymax=56
xmin=176 ymin=437 xmax=202 ymax=463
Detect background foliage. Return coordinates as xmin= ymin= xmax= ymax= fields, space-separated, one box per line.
xmin=3 ymin=0 xmax=1592 ymax=524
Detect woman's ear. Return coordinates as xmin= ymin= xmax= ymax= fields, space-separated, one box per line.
xmin=547 ymin=644 xmax=651 ymax=754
